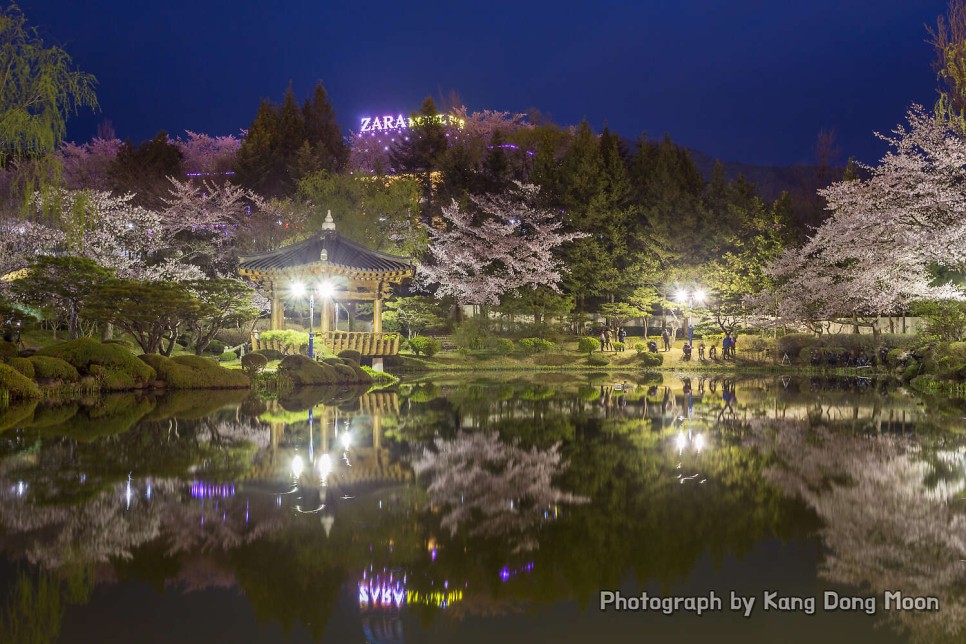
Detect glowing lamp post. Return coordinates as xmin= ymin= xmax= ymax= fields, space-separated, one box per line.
xmin=675 ymin=289 xmax=706 ymax=347
xmin=292 ymin=281 xmax=335 ymax=359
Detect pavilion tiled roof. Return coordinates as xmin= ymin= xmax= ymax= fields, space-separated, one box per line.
xmin=238 ymin=231 xmax=413 ymax=275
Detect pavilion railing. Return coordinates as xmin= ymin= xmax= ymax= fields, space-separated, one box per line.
xmin=251 ymin=331 xmax=402 ymax=356
xmin=317 ymin=331 xmax=401 ymax=356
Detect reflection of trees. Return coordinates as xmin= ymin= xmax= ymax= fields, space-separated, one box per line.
xmin=746 ymin=419 xmax=966 ymax=643
xmin=413 ymin=431 xmax=587 ymax=551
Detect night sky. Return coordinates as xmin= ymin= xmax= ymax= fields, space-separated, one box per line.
xmin=19 ymin=0 xmax=949 ymax=166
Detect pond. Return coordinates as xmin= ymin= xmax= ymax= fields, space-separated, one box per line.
xmin=1 ymin=373 xmax=965 ymax=643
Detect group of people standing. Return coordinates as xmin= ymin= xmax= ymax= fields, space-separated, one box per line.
xmin=660 ymin=328 xmax=738 ymax=360
xmin=597 ymin=326 xmax=627 ymax=351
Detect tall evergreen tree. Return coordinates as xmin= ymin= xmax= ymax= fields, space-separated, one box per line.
xmin=236 ymin=82 xmax=345 ymax=197
xmin=108 ymin=131 xmax=183 ymax=208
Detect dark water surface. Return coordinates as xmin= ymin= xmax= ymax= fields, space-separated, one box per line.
xmin=1 ymin=373 xmax=964 ymax=643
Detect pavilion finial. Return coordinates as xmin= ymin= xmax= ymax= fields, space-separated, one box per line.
xmin=321 ymin=209 xmax=336 ymax=231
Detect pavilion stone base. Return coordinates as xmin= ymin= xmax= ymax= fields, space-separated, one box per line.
xmin=371 ymin=358 xmax=384 ymax=372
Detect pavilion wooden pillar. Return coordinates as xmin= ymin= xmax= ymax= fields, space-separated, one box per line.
xmin=373 ymin=297 xmax=383 ymax=333
xmin=271 ymin=282 xmax=285 ymax=330
xmin=320 ymin=297 xmax=331 ymax=333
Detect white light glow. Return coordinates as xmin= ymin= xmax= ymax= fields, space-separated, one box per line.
xmin=694 ymin=433 xmax=706 ymax=452
xmin=291 ymin=282 xmax=306 ymax=298
xmin=676 ymin=432 xmax=688 ymax=453
xmin=319 ymin=453 xmax=333 ymax=484
xmin=676 ymin=289 xmax=688 ymax=303
xmin=694 ymin=289 xmax=706 ymax=303
xmin=341 ymin=432 xmax=352 ymax=450
xmin=318 ymin=281 xmax=335 ymax=299
xmin=291 ymin=455 xmax=304 ymax=478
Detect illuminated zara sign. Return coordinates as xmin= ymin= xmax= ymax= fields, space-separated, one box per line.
xmin=360 ymin=113 xmax=465 ymax=133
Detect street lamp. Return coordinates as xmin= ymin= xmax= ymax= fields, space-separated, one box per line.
xmin=675 ymin=288 xmax=706 ymax=347
xmin=292 ymin=281 xmax=335 ymax=359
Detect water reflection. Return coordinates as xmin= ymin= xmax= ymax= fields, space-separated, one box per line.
xmin=0 ymin=375 xmax=963 ymax=643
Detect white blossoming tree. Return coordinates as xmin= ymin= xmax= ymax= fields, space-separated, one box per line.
xmin=754 ymin=106 xmax=966 ymax=332
xmin=416 ymin=184 xmax=586 ymax=306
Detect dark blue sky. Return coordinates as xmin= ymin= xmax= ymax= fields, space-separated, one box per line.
xmin=21 ymin=0 xmax=948 ymax=166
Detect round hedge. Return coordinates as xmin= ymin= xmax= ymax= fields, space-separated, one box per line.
xmin=5 ymin=356 xmax=34 ymax=379
xmin=241 ymin=352 xmax=268 ymax=375
xmin=337 ymin=349 xmax=362 ymax=364
xmin=0 ymin=362 xmax=40 ymax=400
xmin=219 ymin=351 xmax=237 ymax=362
xmin=28 ymin=356 xmax=80 ymax=382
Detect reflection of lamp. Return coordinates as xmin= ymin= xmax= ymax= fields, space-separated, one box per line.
xmin=319 ymin=453 xmax=333 ymax=485
xmin=341 ymin=431 xmax=352 ymax=450
xmin=321 ymin=513 xmax=334 ymax=537
xmin=291 ymin=455 xmax=304 ymax=478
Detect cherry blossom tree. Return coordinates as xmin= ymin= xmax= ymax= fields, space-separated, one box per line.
xmin=174 ymin=130 xmax=241 ymax=177
xmin=416 ymin=184 xmax=586 ymax=306
xmin=59 ymin=137 xmax=122 ymax=190
xmin=753 ymin=106 xmax=966 ymax=331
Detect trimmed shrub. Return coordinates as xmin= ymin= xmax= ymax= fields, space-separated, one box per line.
xmin=519 ymin=337 xmax=556 ymax=354
xmin=588 ymin=354 xmax=609 ymax=366
xmin=37 ymin=338 xmax=155 ymax=390
xmin=407 ymin=336 xmax=441 ymax=357
xmin=18 ymin=348 xmax=36 ymax=358
xmin=5 ymin=356 xmax=34 ymax=379
xmin=923 ymin=342 xmax=966 ymax=378
xmin=277 ymin=354 xmax=334 ymax=386
xmin=0 ymin=342 xmax=17 ymax=359
xmin=490 ymin=337 xmax=515 ymax=356
xmin=241 ymin=352 xmax=268 ymax=377
xmin=634 ymin=342 xmax=647 ymax=355
xmin=207 ymin=340 xmax=227 ymax=355
xmin=578 ymin=337 xmax=601 ymax=355
xmin=259 ymin=329 xmax=309 ymax=353
xmin=139 ymin=354 xmax=250 ymax=389
xmin=333 ymin=363 xmax=358 ymax=381
xmin=218 ymin=351 xmax=237 ymax=362
xmin=638 ymin=352 xmax=663 ymax=368
xmin=338 ymin=349 xmax=362 ymax=364
xmin=0 ymin=363 xmax=41 ymax=399
xmin=612 ymin=341 xmax=625 ymax=352
xmin=28 ymin=356 xmax=80 ymax=382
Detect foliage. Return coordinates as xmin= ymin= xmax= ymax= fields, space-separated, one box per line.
xmin=240 ymin=351 xmax=268 ymax=377
xmin=913 ymin=299 xmax=966 ymax=342
xmin=27 ymin=355 xmax=78 ymax=382
xmin=757 ymin=107 xmax=966 ymax=332
xmin=138 ymin=353 xmax=250 ymax=389
xmin=11 ymin=255 xmax=114 ymax=339
xmin=184 ymin=278 xmax=259 ymax=354
xmin=452 ymin=316 xmax=494 ymax=351
xmin=4 ymin=355 xmax=33 ymax=378
xmin=0 ymin=361 xmax=40 ymax=399
xmin=35 ymin=337 xmax=155 ymax=388
xmin=0 ymin=4 xmax=98 ymax=162
xmin=490 ymin=337 xmax=515 ymax=355
xmin=258 ymin=329 xmax=308 ymax=352
xmin=382 ymin=295 xmax=448 ymax=339
xmin=297 ymin=171 xmax=425 ymax=256
xmin=634 ymin=342 xmax=647 ymax=355
xmin=519 ymin=337 xmax=556 ymax=353
xmin=416 ymin=184 xmax=587 ymax=306
xmin=578 ymin=337 xmax=600 ymax=355
xmin=236 ymin=82 xmax=347 ymax=197
xmin=108 ymin=131 xmax=182 ymax=208
xmin=402 ymin=336 xmax=437 ymax=357
xmin=637 ymin=351 xmax=663 ymax=368
xmin=84 ymin=280 xmax=201 ymax=354
xmin=218 ymin=351 xmax=236 ymax=362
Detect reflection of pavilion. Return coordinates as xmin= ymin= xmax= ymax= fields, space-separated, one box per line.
xmin=262 ymin=392 xmax=413 ymax=487
xmin=238 ymin=214 xmax=414 ymax=358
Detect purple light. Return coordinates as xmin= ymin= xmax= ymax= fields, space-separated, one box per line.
xmin=499 ymin=567 xmax=511 ymax=582
xmin=190 ymin=481 xmax=235 ymax=500
xmin=499 ymin=563 xmax=535 ymax=582
xmin=185 ymin=171 xmax=236 ymax=177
